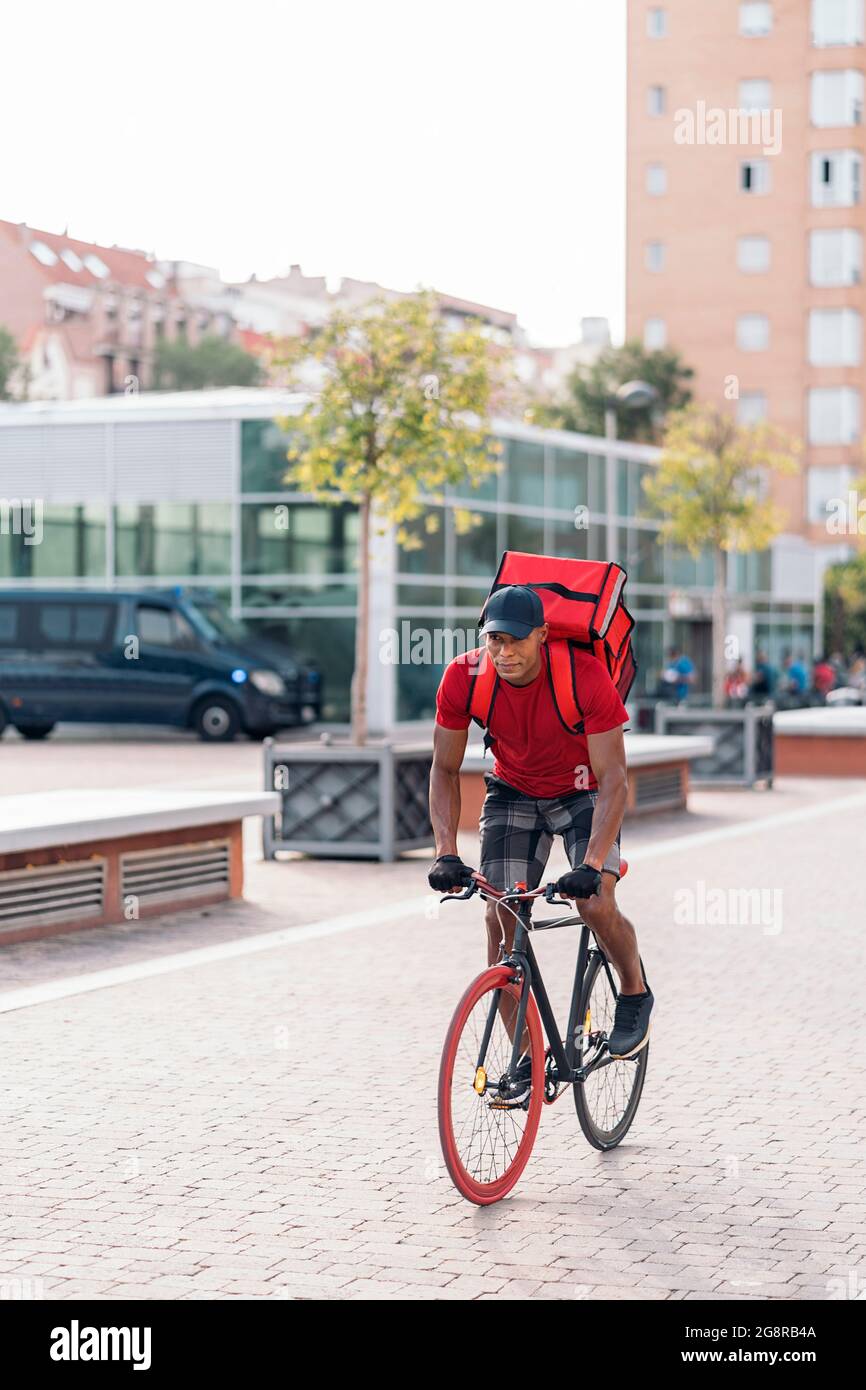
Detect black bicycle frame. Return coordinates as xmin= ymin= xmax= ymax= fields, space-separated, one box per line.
xmin=481 ymin=902 xmax=634 ymax=1090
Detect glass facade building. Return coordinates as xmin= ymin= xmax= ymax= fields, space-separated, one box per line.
xmin=0 ymin=389 xmax=820 ymax=726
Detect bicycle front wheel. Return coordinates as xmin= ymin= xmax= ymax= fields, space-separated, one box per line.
xmin=573 ymin=949 xmax=649 ymax=1150
xmin=438 ymin=965 xmax=545 ymax=1205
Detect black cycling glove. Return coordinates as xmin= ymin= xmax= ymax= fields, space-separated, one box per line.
xmin=555 ymin=863 xmax=602 ymax=900
xmin=428 ymin=855 xmax=475 ymax=892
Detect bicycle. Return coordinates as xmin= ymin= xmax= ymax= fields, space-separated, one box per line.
xmin=437 ymin=861 xmax=650 ymax=1205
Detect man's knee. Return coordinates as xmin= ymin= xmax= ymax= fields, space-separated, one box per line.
xmin=578 ymin=892 xmax=617 ymax=933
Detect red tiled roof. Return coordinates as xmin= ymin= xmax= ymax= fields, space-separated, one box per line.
xmin=0 ymin=219 xmax=177 ymax=295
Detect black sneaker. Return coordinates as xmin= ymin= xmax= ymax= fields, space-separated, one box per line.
xmin=607 ymin=989 xmax=654 ymax=1059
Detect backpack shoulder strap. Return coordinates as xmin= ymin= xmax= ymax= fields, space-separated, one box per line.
xmin=544 ymin=639 xmax=585 ymax=735
xmin=465 ymin=647 xmax=499 ymax=752
xmin=466 ymin=648 xmax=498 ymax=722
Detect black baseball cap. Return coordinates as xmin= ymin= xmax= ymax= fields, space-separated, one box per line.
xmin=479 ymin=584 xmax=545 ymax=639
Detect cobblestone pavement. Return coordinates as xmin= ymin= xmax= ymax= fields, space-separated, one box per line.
xmin=1 ymin=756 xmax=865 ymax=1301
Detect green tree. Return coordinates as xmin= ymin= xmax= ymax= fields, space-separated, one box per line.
xmin=150 ymin=334 xmax=263 ymax=390
xmin=0 ymin=326 xmax=22 ymax=401
xmin=271 ymin=290 xmax=511 ymax=743
xmin=643 ymin=404 xmax=801 ymax=706
xmin=825 ymin=553 xmax=866 ymax=654
xmin=540 ymin=340 xmax=694 ymax=442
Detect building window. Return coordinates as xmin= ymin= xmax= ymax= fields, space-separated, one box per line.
xmin=739 ymin=78 xmax=772 ymax=110
xmin=809 ymin=227 xmax=863 ymax=283
xmin=808 ymin=386 xmax=861 ymax=443
xmin=812 ymin=0 xmax=865 ymax=47
xmin=647 ymin=7 xmax=667 ymax=37
xmin=645 ymin=241 xmax=666 ymax=272
xmin=807 ymin=464 xmax=853 ymax=523
xmin=644 ymin=318 xmax=667 ymax=349
xmin=811 ymin=69 xmax=865 ymax=124
xmin=737 ymin=391 xmax=768 ymax=423
xmin=29 ymin=240 xmax=59 ymax=267
xmin=648 ymin=85 xmax=666 ymax=115
xmin=741 ymin=159 xmax=771 ymax=193
xmin=737 ymin=314 xmax=770 ymax=351
xmin=811 ymin=148 xmax=863 ymax=203
xmin=115 ymin=503 xmax=232 ymax=577
xmin=646 ymin=162 xmax=668 ymax=195
xmin=808 ymin=307 xmax=862 ymax=364
xmin=737 ymin=235 xmax=772 ymax=271
xmin=740 ymin=2 xmax=773 ymax=36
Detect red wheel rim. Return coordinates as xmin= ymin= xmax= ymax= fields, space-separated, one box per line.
xmin=438 ymin=966 xmax=545 ymax=1205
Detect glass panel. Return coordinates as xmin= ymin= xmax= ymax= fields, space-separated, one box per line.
xmin=588 ymin=453 xmax=607 ymax=513
xmin=243 ymin=615 xmax=355 ymax=722
xmin=241 ymin=580 xmax=357 ymax=607
xmin=635 ymin=462 xmax=656 ymax=519
xmin=454 ymin=509 xmax=498 ymax=577
xmin=454 ymin=584 xmax=490 ymax=608
xmin=551 ymin=448 xmax=589 ymax=511
xmin=551 ymin=520 xmax=589 ymax=559
xmin=397 ymin=584 xmax=446 ymax=606
xmin=115 ymin=503 xmax=231 ymax=577
xmin=632 ymin=620 xmax=665 ymax=697
xmin=396 ymin=618 xmax=447 ymax=721
xmin=0 ymin=504 xmax=106 ymax=579
xmin=395 ymin=507 xmax=445 ymax=574
xmin=241 ymin=502 xmax=358 ymax=576
xmin=505 ymin=439 xmax=545 ymax=507
xmin=447 ymin=448 xmax=500 ymax=502
xmin=616 ymin=458 xmax=632 ymax=515
xmin=635 ymin=527 xmax=664 ymax=584
xmin=504 ymin=513 xmax=545 ymax=554
xmin=241 ymin=419 xmax=299 ymax=492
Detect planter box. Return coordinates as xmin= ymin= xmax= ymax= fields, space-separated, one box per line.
xmin=654 ymin=703 xmax=774 ymax=787
xmin=262 ymin=739 xmax=435 ymax=862
xmin=773 ymin=707 xmax=866 ymax=777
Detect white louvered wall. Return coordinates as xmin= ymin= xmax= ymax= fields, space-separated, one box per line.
xmin=113 ymin=422 xmax=234 ymax=500
xmin=0 ymin=420 xmax=234 ymax=501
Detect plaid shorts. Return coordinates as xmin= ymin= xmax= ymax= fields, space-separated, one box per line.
xmin=478 ymin=771 xmax=621 ymax=917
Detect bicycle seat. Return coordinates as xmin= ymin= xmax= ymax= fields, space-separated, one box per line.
xmin=620 ymin=858 xmax=629 ymax=878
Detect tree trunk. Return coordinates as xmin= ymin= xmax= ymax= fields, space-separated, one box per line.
xmin=350 ymin=495 xmax=370 ymax=746
xmin=712 ymin=547 xmax=728 ymax=709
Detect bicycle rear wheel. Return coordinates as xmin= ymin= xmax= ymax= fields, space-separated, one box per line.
xmin=438 ymin=965 xmax=545 ymax=1205
xmin=573 ymin=949 xmax=649 ymax=1150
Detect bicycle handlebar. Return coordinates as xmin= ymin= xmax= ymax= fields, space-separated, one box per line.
xmin=437 ymin=858 xmax=628 ymax=907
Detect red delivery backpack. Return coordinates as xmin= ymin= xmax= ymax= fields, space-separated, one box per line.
xmin=466 ymin=551 xmax=637 ymax=742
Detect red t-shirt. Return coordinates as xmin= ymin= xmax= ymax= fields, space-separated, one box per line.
xmin=435 ymin=649 xmax=630 ymax=798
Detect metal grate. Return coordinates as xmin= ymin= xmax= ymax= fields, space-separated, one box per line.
xmin=0 ymin=859 xmax=106 ymax=934
xmin=278 ymin=761 xmax=380 ymax=843
xmin=633 ymin=767 xmax=683 ymax=808
xmin=120 ymin=839 xmax=231 ymax=907
xmin=394 ymin=758 xmax=434 ymax=840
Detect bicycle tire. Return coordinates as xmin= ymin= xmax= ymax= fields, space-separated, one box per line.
xmin=438 ymin=965 xmax=545 ymax=1205
xmin=573 ymin=950 xmax=649 ymax=1151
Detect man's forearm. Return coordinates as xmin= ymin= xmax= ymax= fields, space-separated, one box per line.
xmin=429 ymin=766 xmax=461 ymax=856
xmin=584 ymin=772 xmax=628 ymax=871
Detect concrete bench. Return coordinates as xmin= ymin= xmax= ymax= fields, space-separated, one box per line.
xmin=457 ymin=731 xmax=715 ymax=828
xmin=773 ymin=707 xmax=866 ymax=776
xmin=0 ymin=789 xmax=280 ymax=945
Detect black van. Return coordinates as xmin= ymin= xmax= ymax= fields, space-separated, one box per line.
xmin=0 ymin=588 xmax=322 ymax=741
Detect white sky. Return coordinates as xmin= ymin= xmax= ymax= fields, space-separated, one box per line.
xmin=2 ymin=0 xmax=626 ymax=347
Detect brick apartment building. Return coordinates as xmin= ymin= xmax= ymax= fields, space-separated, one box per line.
xmin=626 ymin=0 xmax=866 ymax=566
xmin=0 ymin=220 xmax=239 ymax=399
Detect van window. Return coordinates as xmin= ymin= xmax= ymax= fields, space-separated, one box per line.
xmin=137 ymin=604 xmax=199 ymax=650
xmin=0 ymin=603 xmax=21 ymax=645
xmin=37 ymin=602 xmax=115 ymax=649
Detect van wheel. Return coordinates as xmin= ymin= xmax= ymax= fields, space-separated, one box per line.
xmin=193 ymin=698 xmax=240 ymax=742
xmin=15 ymin=723 xmax=55 ymax=740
